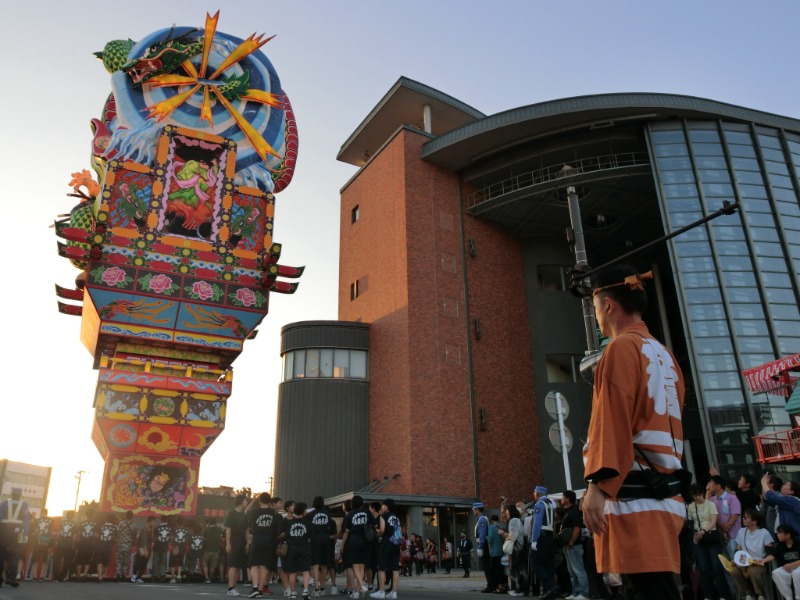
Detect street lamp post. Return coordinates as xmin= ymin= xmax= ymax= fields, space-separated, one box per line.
xmin=566 ymin=186 xmax=599 ymax=355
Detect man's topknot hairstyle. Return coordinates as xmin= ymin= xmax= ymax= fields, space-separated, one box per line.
xmin=591 ymin=264 xmax=648 ymax=315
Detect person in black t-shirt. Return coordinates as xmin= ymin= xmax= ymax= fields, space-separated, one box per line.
xmin=372 ymin=498 xmax=402 ymax=599
xmin=74 ymin=514 xmax=97 ymax=581
xmin=341 ymin=495 xmax=375 ymax=599
xmin=186 ymin=523 xmax=204 ymax=580
xmin=282 ymin=502 xmax=312 ymax=599
xmin=309 ymin=496 xmax=337 ymax=597
xmin=559 ymin=491 xmax=589 ymax=599
xmin=225 ymin=495 xmax=249 ymax=595
xmin=202 ymin=518 xmax=223 ymax=583
xmin=94 ymin=514 xmax=116 ymax=582
xmin=152 ymin=517 xmax=172 ymax=581
xmin=170 ymin=518 xmax=189 ymax=583
xmin=54 ymin=512 xmax=77 ymax=582
xmin=763 ymin=524 xmax=800 ymax=599
xmin=31 ymin=509 xmax=54 ymax=581
xmin=248 ymin=492 xmax=281 ymax=596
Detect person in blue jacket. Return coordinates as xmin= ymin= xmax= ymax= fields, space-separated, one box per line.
xmin=473 ymin=502 xmax=491 ymax=593
xmin=529 ymin=486 xmax=558 ymax=599
xmin=761 ymin=473 xmax=800 ymax=534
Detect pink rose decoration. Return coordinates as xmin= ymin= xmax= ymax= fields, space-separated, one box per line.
xmin=236 ymin=288 xmax=257 ymax=307
xmin=149 ymin=274 xmax=173 ymax=294
xmin=102 ymin=266 xmax=127 ymax=286
xmin=192 ymin=281 xmax=214 ymax=301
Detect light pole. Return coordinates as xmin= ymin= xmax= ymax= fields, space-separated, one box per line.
xmin=566 ymin=186 xmax=599 ymax=355
xmin=74 ymin=470 xmax=87 ymax=512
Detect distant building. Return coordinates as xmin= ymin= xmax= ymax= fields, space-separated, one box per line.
xmin=0 ymin=460 xmax=52 ymax=518
xmin=198 ymin=485 xmax=236 ymax=496
xmin=275 ymin=78 xmax=800 ymax=536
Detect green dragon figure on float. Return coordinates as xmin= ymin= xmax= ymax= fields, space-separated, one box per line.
xmin=54 ymin=12 xmax=302 ymax=516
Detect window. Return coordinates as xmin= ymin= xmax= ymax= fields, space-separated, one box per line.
xmin=333 ymin=349 xmax=350 ymax=377
xmin=283 ymin=352 xmax=294 ymax=381
xmin=350 ymin=275 xmax=368 ymax=300
xmin=305 ymin=349 xmax=320 ymax=378
xmin=350 ymin=351 xmax=368 ymax=378
xmin=351 ymin=205 xmax=360 ymax=223
xmin=292 ymin=350 xmax=306 ymax=378
xmin=545 ymin=354 xmax=583 ymax=383
xmin=282 ymin=348 xmax=368 ymax=381
xmin=537 ymin=264 xmax=571 ymax=291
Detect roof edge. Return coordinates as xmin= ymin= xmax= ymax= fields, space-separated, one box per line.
xmin=337 ymin=76 xmax=485 ymax=161
xmin=422 ymin=91 xmax=800 ymax=163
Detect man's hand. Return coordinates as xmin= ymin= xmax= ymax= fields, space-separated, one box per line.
xmin=476 ymin=548 xmax=483 ymax=558
xmin=581 ymin=483 xmax=608 ymax=536
xmin=530 ymin=542 xmax=537 ymax=551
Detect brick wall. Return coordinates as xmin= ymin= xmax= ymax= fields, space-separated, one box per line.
xmin=339 ymin=127 xmax=541 ymax=502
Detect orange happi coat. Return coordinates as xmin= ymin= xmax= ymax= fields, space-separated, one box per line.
xmin=584 ymin=322 xmax=685 ymax=574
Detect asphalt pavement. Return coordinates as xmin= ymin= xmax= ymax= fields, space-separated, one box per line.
xmin=0 ymin=572 xmax=492 ymax=600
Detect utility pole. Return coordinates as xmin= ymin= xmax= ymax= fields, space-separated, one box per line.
xmin=74 ymin=470 xmax=87 ymax=512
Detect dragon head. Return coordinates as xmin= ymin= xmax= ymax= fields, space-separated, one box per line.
xmin=94 ymin=39 xmax=137 ymax=74
xmin=121 ymin=35 xmax=203 ymax=85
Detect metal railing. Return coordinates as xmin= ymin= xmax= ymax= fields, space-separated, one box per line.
xmin=468 ymin=152 xmax=651 ymax=209
xmin=754 ymin=428 xmax=800 ymax=463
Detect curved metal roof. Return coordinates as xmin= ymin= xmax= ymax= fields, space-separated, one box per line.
xmin=422 ymin=92 xmax=800 ymax=171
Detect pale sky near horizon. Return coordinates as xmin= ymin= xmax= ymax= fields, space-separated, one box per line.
xmin=1 ymin=0 xmax=799 ymax=515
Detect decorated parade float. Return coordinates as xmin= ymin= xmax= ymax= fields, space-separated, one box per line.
xmin=54 ymin=13 xmax=302 ymax=516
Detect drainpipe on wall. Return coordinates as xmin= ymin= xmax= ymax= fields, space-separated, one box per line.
xmin=457 ymin=177 xmax=480 ymax=499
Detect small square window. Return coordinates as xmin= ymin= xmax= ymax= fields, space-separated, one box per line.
xmin=350 ymin=275 xmax=368 ymax=300
xmin=351 ymin=205 xmax=360 ymax=223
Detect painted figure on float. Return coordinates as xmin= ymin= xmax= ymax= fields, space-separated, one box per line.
xmin=54 ymin=12 xmax=302 ymax=517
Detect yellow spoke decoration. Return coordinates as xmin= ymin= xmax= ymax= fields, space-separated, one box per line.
xmin=147 ymin=74 xmax=200 ymax=88
xmin=199 ymin=10 xmax=219 ymax=78
xmin=208 ymin=33 xmax=275 ymax=80
xmin=142 ymin=13 xmax=281 ymax=166
xmin=181 ymin=59 xmax=199 ymax=78
xmin=200 ymin=85 xmax=213 ymax=126
xmin=212 ymin=88 xmax=280 ymax=160
xmin=241 ymin=89 xmax=284 ymax=108
xmin=148 ymin=84 xmax=201 ymax=121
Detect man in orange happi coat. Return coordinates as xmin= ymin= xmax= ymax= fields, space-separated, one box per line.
xmin=581 ymin=265 xmax=685 ymax=600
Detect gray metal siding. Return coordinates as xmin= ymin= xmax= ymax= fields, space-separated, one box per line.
xmin=273 ymin=379 xmax=369 ymax=502
xmin=281 ymin=321 xmax=369 ymax=354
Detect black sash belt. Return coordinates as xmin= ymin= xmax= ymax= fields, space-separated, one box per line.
xmin=617 ymin=470 xmax=685 ymax=500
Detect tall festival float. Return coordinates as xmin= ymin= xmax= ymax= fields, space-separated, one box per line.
xmin=54 ymin=13 xmax=302 ymax=516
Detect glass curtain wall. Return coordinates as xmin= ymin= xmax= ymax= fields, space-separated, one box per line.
xmin=649 ymin=120 xmax=800 ymax=479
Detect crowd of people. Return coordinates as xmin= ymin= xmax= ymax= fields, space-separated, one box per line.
xmin=683 ymin=468 xmax=800 ymax=600
xmin=471 ymin=488 xmax=596 ymax=600
xmin=196 ymin=492 xmax=410 ymax=599
xmin=0 ymin=491 xmax=417 ymax=600
xmin=464 ymin=465 xmax=800 ymax=600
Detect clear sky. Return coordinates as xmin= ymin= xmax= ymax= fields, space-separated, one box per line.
xmin=1 ymin=0 xmax=798 ymax=515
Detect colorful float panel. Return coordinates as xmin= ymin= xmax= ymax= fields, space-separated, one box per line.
xmin=101 ymin=453 xmax=198 ymax=516
xmin=54 ymin=12 xmax=304 ymax=516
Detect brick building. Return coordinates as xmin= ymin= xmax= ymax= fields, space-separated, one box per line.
xmin=275 ymin=77 xmax=800 ymax=535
